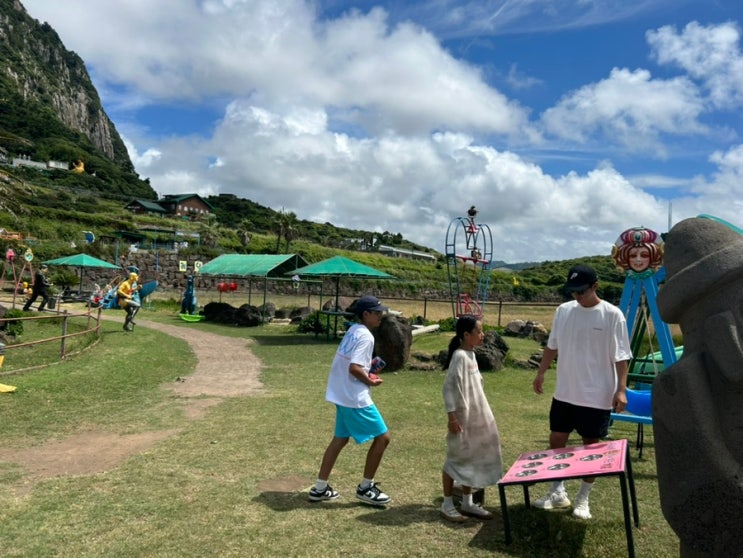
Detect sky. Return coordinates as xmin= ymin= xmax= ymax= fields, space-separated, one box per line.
xmin=21 ymin=0 xmax=743 ymax=263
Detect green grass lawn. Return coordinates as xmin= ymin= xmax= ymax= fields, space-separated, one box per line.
xmin=0 ymin=311 xmax=678 ymax=557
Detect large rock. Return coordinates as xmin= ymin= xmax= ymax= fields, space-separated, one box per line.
xmin=474 ymin=330 xmax=508 ymax=371
xmin=203 ymin=302 xmax=237 ymax=324
xmin=236 ymin=304 xmax=265 ymax=327
xmin=290 ymin=306 xmax=315 ymax=324
xmin=436 ymin=330 xmax=509 ymax=371
xmin=373 ymin=315 xmax=412 ymax=372
xmin=504 ymin=319 xmax=549 ymax=344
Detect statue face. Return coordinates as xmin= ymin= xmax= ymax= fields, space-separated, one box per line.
xmin=628 ymin=245 xmax=651 ymax=272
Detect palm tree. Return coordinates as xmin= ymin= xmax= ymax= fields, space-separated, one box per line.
xmin=274 ymin=209 xmax=298 ymax=253
xmin=274 ymin=211 xmax=285 ymax=253
xmin=236 ymin=219 xmax=253 ymax=253
xmin=283 ymin=211 xmax=298 ymax=253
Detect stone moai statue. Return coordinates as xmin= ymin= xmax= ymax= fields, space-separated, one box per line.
xmin=654 ymin=217 xmax=743 ymax=557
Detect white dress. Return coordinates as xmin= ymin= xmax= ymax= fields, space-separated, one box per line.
xmin=443 ymin=349 xmax=503 ymax=488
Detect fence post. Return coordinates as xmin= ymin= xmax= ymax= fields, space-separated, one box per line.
xmin=498 ymin=300 xmax=503 ymax=327
xmin=423 ymin=297 xmax=428 ymax=320
xmin=60 ymin=311 xmax=68 ymax=359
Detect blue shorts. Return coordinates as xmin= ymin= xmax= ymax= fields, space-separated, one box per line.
xmin=334 ymin=404 xmax=388 ymax=444
xmin=549 ymin=398 xmax=610 ymax=439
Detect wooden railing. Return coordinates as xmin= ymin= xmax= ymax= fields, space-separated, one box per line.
xmin=0 ymin=307 xmax=103 ymax=375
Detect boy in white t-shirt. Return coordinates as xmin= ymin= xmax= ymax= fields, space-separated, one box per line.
xmin=309 ymin=295 xmax=392 ymax=506
xmin=532 ymin=265 xmax=632 ymax=520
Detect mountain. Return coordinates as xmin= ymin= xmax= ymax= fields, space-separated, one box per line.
xmin=0 ymin=0 xmax=155 ymax=199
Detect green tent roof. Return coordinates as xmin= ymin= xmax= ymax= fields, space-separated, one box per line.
xmin=197 ymin=254 xmax=308 ymax=277
xmin=290 ymin=256 xmax=395 ymax=278
xmin=43 ymin=253 xmax=120 ymax=269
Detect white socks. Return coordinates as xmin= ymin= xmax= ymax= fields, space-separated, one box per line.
xmin=550 ymin=480 xmax=566 ymax=494
xmin=576 ymin=480 xmax=594 ymax=500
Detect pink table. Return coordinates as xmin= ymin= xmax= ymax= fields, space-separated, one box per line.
xmin=497 ymin=439 xmax=639 ymax=557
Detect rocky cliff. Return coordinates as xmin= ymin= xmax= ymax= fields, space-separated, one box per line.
xmin=0 ymin=0 xmax=137 ymax=174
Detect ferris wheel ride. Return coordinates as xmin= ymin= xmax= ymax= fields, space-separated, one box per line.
xmin=445 ymin=206 xmax=494 ymax=319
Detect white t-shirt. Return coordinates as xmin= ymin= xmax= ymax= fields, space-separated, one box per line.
xmin=547 ymin=299 xmax=632 ymax=410
xmin=325 ymin=323 xmax=374 ymax=408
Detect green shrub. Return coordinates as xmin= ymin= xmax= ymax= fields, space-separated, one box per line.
xmin=1 ymin=308 xmax=24 ymax=338
xmin=297 ymin=311 xmax=328 ymax=335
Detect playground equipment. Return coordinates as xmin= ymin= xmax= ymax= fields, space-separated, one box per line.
xmin=610 ymin=386 xmax=653 ymax=458
xmin=178 ymin=274 xmax=204 ymax=322
xmin=612 ymin=226 xmax=678 ymax=385
xmin=102 ymin=265 xmax=158 ymax=310
xmin=0 ymin=248 xmax=35 ymax=308
xmin=445 ymin=206 xmax=493 ymax=319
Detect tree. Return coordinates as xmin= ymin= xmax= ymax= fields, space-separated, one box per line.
xmin=198 ymin=214 xmax=221 ymax=248
xmin=283 ymin=211 xmax=298 ymax=253
xmin=236 ymin=219 xmax=253 ymax=253
xmin=274 ymin=209 xmax=298 ymax=253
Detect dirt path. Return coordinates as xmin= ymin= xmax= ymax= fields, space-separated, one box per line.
xmin=0 ymin=317 xmax=264 ymax=493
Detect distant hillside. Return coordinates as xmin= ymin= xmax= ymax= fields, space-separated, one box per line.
xmin=0 ymin=0 xmax=155 ymax=199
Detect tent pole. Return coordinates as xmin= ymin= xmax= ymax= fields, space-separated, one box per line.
xmin=263 ymin=276 xmax=268 ymax=321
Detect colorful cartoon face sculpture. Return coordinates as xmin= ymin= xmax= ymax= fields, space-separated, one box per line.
xmin=611 ymin=226 xmax=664 ymax=276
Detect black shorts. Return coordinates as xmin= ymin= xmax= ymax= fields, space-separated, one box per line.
xmin=549 ymin=398 xmax=610 ymax=439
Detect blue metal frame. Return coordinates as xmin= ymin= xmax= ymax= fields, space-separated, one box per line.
xmin=618 ymin=266 xmax=678 ymax=372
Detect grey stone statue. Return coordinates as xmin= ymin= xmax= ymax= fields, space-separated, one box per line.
xmin=655 ymin=217 xmax=743 ymax=557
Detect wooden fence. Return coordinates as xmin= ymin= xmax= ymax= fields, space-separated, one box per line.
xmin=0 ymin=307 xmax=103 ymax=375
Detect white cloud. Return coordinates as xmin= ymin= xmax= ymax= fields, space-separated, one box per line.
xmin=135 ymin=102 xmax=671 ymax=262
xmin=29 ymin=1 xmax=532 ymax=138
xmin=647 ymin=21 xmax=743 ymax=109
xmin=540 ymin=67 xmax=706 ymax=155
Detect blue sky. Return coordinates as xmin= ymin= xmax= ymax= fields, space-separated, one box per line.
xmin=22 ymin=0 xmax=743 ymax=262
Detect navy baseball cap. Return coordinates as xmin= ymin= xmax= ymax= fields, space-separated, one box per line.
xmin=353 ymin=295 xmax=388 ymax=316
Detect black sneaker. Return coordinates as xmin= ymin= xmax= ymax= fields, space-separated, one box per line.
xmin=356 ymin=482 xmax=391 ymax=506
xmin=308 ymin=485 xmax=339 ymax=502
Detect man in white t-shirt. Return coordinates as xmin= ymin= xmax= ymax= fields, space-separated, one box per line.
xmin=309 ymin=295 xmax=392 ymax=507
xmin=532 ymin=265 xmax=632 ymax=519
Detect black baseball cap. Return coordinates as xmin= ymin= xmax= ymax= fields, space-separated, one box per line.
xmin=564 ymin=265 xmax=598 ymax=292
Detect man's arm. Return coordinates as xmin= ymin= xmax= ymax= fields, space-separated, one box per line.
xmin=613 ymin=359 xmax=629 ymax=412
xmin=533 ymin=347 xmax=558 ymax=395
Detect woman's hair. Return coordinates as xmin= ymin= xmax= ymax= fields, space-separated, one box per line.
xmin=443 ymin=315 xmax=479 ymax=369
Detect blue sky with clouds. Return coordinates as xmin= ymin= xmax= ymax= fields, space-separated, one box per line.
xmin=22 ymin=0 xmax=743 ymax=262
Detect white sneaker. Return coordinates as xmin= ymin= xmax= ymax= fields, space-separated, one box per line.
xmin=572 ymin=496 xmax=592 ymax=519
xmin=533 ymin=490 xmax=571 ymax=510
xmin=461 ymin=502 xmax=493 ymax=520
xmin=440 ymin=504 xmax=467 ymax=523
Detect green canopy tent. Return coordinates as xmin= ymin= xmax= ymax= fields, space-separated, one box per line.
xmin=289 ymin=256 xmax=395 ymax=335
xmin=196 ymin=254 xmax=312 ymax=310
xmin=43 ymin=253 xmax=121 ymax=293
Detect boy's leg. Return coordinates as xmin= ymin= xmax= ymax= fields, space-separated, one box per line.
xmin=362 ymin=431 xmax=390 ymax=479
xmin=318 ymin=436 xmax=348 ymax=481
